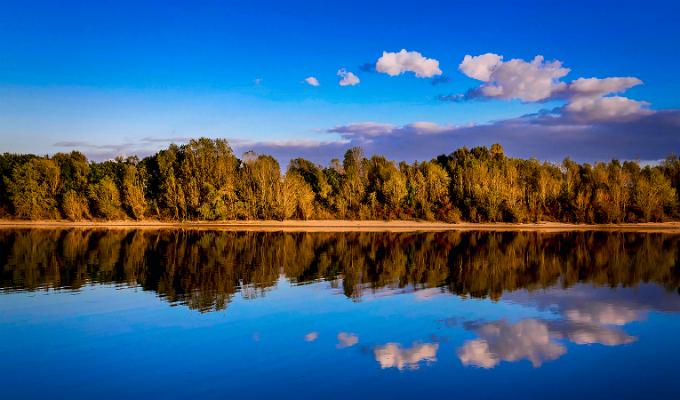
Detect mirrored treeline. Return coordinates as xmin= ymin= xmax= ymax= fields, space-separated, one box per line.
xmin=1 ymin=229 xmax=679 ymax=312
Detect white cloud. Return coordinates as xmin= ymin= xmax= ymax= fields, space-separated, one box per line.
xmin=376 ymin=49 xmax=442 ymax=78
xmin=456 ymin=286 xmax=656 ymax=369
xmin=59 ymin=110 xmax=680 ymax=166
xmin=406 ymin=121 xmax=451 ymax=134
xmin=564 ymin=96 xmax=652 ymax=121
xmin=457 ymin=339 xmax=498 ymax=368
xmin=566 ymin=77 xmax=642 ymax=98
xmin=337 ymin=69 xmax=360 ymax=86
xmin=336 ymin=332 xmax=359 ymax=348
xmin=304 ymin=76 xmax=320 ymax=87
xmin=320 ymin=107 xmax=680 ymax=162
xmin=329 ymin=122 xmax=396 ymax=140
xmin=458 ymin=319 xmax=566 ymax=368
xmin=328 ymin=121 xmax=454 ymax=144
xmin=459 ymin=53 xmax=503 ymax=82
xmin=461 ymin=55 xmax=570 ymax=102
xmin=457 ymin=53 xmax=655 ymax=123
xmin=374 ymin=342 xmax=439 ymax=370
xmin=552 ymin=322 xmax=635 ymax=346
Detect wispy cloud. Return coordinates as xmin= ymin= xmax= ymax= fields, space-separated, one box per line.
xmin=52 ymin=136 xmax=192 ymax=160
xmin=436 ymin=93 xmax=465 ymax=102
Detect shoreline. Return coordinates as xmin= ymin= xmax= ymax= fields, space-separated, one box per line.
xmin=1 ymin=219 xmax=680 ymax=233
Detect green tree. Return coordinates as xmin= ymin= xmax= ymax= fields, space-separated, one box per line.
xmin=53 ymin=151 xmax=91 ymax=219
xmin=89 ymin=176 xmax=124 ymax=219
xmin=5 ymin=158 xmax=61 ymax=219
xmin=122 ymin=164 xmax=147 ymax=220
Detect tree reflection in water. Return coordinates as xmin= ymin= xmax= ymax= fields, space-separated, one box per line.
xmin=1 ymin=229 xmax=679 ymax=313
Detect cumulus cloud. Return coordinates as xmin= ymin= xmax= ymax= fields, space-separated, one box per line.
xmin=459 ymin=53 xmax=503 ymax=82
xmin=374 ymin=342 xmax=439 ymax=370
xmin=456 ymin=53 xmax=656 ymax=124
xmin=460 ymin=54 xmax=569 ymax=102
xmin=304 ymin=76 xmax=320 ymax=87
xmin=337 ymin=69 xmax=360 ymax=86
xmin=458 ymin=319 xmax=636 ymax=369
xmin=337 ymin=332 xmax=359 ymax=348
xmin=458 ymin=319 xmax=566 ymax=368
xmin=376 ymin=49 xmax=442 ymax=78
xmin=552 ymin=76 xmax=651 ymax=121
xmin=452 ymin=283 xmax=680 ymax=368
xmin=457 ymin=317 xmax=635 ymax=369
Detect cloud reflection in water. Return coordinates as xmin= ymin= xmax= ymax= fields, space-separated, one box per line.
xmin=374 ymin=342 xmax=439 ymax=370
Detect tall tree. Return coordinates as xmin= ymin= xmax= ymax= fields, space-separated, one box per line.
xmin=5 ymin=158 xmax=61 ymax=219
xmin=121 ymin=163 xmax=147 ymax=220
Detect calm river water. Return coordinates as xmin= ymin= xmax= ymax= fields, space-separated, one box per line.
xmin=1 ymin=229 xmax=679 ymax=399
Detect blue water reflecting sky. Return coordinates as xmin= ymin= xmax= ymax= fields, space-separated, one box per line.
xmin=2 ymin=277 xmax=679 ymax=399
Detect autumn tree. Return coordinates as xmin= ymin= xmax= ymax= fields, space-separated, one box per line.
xmin=281 ymin=171 xmax=315 ymax=219
xmin=633 ymin=167 xmax=676 ymax=221
xmin=179 ymin=138 xmax=239 ymax=220
xmin=5 ymin=158 xmax=61 ymax=219
xmin=238 ymin=154 xmax=283 ymax=219
xmin=0 ymin=141 xmax=679 ymax=224
xmin=89 ymin=176 xmax=124 ymax=219
xmin=53 ymin=151 xmax=91 ymax=219
xmin=121 ymin=163 xmax=147 ymax=220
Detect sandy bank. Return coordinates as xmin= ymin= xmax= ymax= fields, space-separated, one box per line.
xmin=1 ymin=219 xmax=680 ymax=233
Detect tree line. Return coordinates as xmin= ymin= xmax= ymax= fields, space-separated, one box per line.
xmin=2 ymin=230 xmax=678 ymax=311
xmin=1 ymin=138 xmax=679 ymax=222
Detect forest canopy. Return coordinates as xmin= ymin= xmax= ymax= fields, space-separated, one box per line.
xmin=0 ymin=138 xmax=678 ymax=223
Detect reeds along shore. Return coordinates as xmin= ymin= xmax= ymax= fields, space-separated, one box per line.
xmin=1 ymin=138 xmax=679 ymax=223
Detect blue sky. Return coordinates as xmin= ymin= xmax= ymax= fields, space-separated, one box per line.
xmin=1 ymin=0 xmax=679 ymax=163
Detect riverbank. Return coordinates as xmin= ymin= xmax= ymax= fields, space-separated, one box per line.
xmin=1 ymin=219 xmax=680 ymax=233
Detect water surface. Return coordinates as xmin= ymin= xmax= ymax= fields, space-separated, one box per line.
xmin=1 ymin=229 xmax=679 ymax=399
